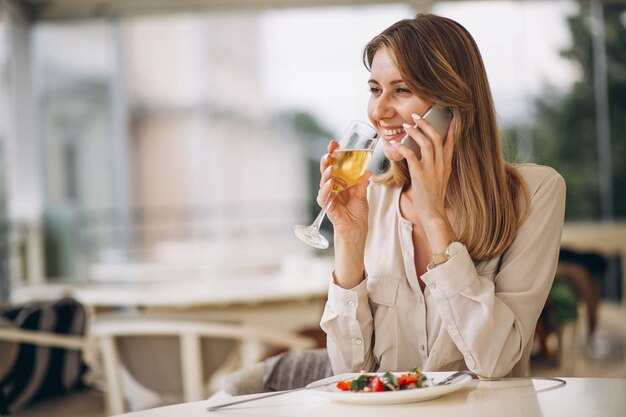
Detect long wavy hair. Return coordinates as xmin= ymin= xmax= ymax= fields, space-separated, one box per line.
xmin=364 ymin=14 xmax=529 ymax=261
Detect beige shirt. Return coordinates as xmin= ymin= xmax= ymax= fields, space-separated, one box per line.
xmin=320 ymin=164 xmax=566 ymax=378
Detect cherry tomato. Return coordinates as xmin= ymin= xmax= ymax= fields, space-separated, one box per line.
xmin=369 ymin=376 xmax=385 ymax=392
xmin=397 ymin=374 xmax=418 ymax=386
xmin=336 ymin=380 xmax=351 ymax=391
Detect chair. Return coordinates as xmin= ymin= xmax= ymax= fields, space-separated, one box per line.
xmin=532 ymin=252 xmax=603 ymax=374
xmin=0 ymin=320 xmax=85 ymax=351
xmin=90 ymin=314 xmax=316 ymax=415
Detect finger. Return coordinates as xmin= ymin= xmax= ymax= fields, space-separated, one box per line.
xmin=354 ymin=170 xmax=373 ymax=200
xmin=320 ymin=153 xmax=332 ymax=174
xmin=320 ymin=140 xmax=339 ymax=174
xmin=410 ymin=121 xmax=437 ymax=164
xmin=319 ymin=165 xmax=333 ymax=187
xmin=412 ymin=113 xmax=444 ymax=146
xmin=389 ymin=137 xmax=419 ymax=163
xmin=316 ymin=178 xmax=334 ymax=208
xmin=402 ymin=123 xmax=433 ymax=165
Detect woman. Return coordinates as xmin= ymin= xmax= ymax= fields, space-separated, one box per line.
xmin=319 ymin=14 xmax=566 ymax=378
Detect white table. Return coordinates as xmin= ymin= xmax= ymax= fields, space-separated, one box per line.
xmin=561 ymin=221 xmax=626 ymax=305
xmin=561 ymin=222 xmax=626 ymax=254
xmin=11 ymin=259 xmax=332 ymax=307
xmin=114 ymin=377 xmax=625 ymax=417
xmin=10 ymin=260 xmax=332 ymax=330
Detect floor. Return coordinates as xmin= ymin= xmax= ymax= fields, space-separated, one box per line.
xmin=10 ymin=302 xmax=626 ymax=417
xmin=10 ymin=389 xmax=106 ymax=417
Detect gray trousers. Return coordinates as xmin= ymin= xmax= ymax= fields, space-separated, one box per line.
xmin=222 ymin=348 xmax=333 ymax=395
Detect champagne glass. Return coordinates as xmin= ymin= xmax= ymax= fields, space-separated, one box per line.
xmin=293 ymin=120 xmax=379 ymax=249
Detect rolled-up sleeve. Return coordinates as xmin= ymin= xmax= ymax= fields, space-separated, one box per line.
xmin=320 ymin=277 xmax=377 ymax=374
xmin=421 ymin=169 xmax=566 ymax=377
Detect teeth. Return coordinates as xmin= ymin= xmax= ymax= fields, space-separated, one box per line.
xmin=383 ymin=127 xmax=404 ymax=136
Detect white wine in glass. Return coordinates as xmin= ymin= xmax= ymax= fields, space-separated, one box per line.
xmin=293 ymin=120 xmax=379 ymax=249
xmin=328 ymin=149 xmax=374 ymax=193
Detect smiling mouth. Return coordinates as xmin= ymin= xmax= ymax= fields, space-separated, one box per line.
xmin=382 ymin=127 xmax=405 ymax=136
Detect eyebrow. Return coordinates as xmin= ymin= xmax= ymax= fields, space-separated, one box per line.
xmin=367 ymin=79 xmax=405 ymax=85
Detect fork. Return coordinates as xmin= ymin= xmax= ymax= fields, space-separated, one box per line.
xmin=436 ymin=370 xmax=476 ymax=385
xmin=437 ymin=371 xmax=566 ymax=388
xmin=206 ymin=378 xmax=340 ymax=412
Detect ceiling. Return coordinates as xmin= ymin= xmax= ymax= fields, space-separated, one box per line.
xmin=13 ymin=0 xmax=433 ymax=20
xmin=11 ymin=0 xmax=626 ymax=21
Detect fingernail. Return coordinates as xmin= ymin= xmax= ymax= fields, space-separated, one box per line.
xmin=411 ymin=113 xmax=421 ymax=121
xmin=390 ymin=140 xmax=398 ymax=145
xmin=402 ymin=123 xmax=412 ymax=129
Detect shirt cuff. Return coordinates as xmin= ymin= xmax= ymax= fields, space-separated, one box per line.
xmin=327 ymin=273 xmax=369 ymax=316
xmin=421 ymin=245 xmax=476 ymax=298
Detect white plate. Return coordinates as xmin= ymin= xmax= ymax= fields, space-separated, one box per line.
xmin=307 ymin=371 xmax=473 ymax=405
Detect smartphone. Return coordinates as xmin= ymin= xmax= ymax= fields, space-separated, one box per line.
xmin=401 ymin=105 xmax=452 ymax=159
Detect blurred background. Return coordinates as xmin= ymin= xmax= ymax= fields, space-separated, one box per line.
xmin=0 ymin=0 xmax=624 ymax=416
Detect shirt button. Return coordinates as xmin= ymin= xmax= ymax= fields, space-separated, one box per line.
xmin=447 ymin=324 xmax=455 ymax=332
xmin=348 ymin=300 xmax=356 ymax=307
xmin=355 ymin=338 xmax=363 ymax=345
xmin=430 ymin=283 xmax=437 ymax=290
xmin=420 ymin=344 xmax=426 ymax=352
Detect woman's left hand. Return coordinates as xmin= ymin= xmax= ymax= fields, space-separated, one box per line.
xmin=393 ymin=114 xmax=456 ymax=221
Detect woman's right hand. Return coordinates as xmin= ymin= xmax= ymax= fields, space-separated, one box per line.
xmin=317 ymin=140 xmax=372 ymax=237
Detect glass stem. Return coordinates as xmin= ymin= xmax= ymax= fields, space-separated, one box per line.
xmin=310 ymin=193 xmax=334 ymax=231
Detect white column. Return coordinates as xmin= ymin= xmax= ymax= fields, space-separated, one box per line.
xmin=590 ymin=0 xmax=614 ymax=221
xmin=4 ymin=1 xmax=45 ymax=286
xmin=0 ymin=4 xmax=10 ymax=303
xmin=109 ymin=20 xmax=133 ymax=260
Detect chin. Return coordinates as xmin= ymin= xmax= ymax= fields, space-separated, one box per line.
xmin=383 ymin=146 xmax=405 ymax=162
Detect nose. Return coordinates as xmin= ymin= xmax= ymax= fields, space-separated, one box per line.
xmin=370 ymin=94 xmax=394 ymax=121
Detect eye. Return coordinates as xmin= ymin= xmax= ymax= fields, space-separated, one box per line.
xmin=368 ymin=86 xmax=382 ymax=95
xmin=395 ymin=87 xmax=411 ymax=94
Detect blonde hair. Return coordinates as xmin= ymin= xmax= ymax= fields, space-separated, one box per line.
xmin=364 ymin=14 xmax=528 ymax=260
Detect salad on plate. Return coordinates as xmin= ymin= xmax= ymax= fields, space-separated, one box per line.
xmin=335 ymin=368 xmax=431 ymax=393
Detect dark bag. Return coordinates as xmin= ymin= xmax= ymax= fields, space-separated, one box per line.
xmin=0 ymin=298 xmax=86 ymax=414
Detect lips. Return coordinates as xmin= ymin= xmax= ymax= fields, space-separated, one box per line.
xmin=380 ymin=126 xmax=406 ymax=141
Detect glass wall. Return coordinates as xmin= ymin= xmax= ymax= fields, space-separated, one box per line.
xmin=5 ymin=0 xmax=623 ymax=284
xmin=33 ymin=12 xmax=317 ymax=279
xmin=34 ymin=21 xmax=120 ymax=278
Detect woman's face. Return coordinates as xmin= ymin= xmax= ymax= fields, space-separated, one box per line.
xmin=367 ymin=48 xmax=431 ymax=161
